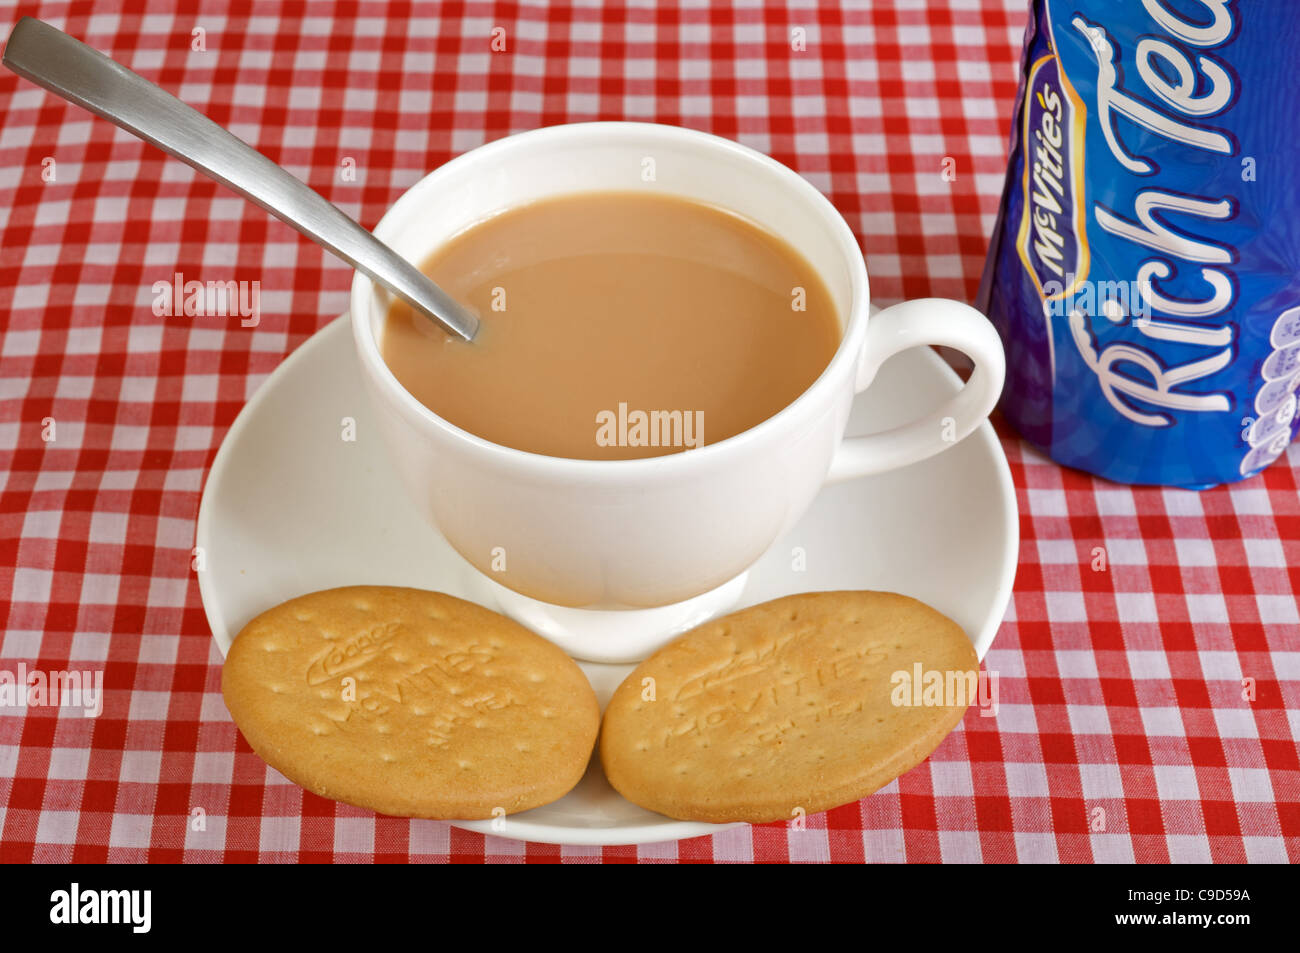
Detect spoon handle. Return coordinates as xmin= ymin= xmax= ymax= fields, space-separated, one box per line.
xmin=2 ymin=16 xmax=478 ymax=341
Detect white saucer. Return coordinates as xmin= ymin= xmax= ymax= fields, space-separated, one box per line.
xmin=196 ymin=312 xmax=1018 ymax=846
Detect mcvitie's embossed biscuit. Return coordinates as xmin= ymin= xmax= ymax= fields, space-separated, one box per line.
xmin=599 ymin=591 xmax=978 ymax=823
xmin=222 ymin=586 xmax=600 ymax=819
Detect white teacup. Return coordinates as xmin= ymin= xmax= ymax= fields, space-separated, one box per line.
xmin=351 ymin=122 xmax=1005 ymax=662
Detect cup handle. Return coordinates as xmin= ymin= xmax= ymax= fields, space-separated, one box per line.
xmin=825 ymin=298 xmax=1006 ymax=483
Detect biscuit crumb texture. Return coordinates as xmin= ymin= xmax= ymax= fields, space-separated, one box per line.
xmin=599 ymin=591 xmax=978 ymax=823
xmin=222 ymin=586 xmax=600 ymax=819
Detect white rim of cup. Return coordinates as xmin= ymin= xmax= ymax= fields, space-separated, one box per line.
xmin=350 ymin=121 xmax=871 ymax=477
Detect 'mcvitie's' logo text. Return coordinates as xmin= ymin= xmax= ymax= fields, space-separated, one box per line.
xmin=1017 ymin=51 xmax=1087 ymax=300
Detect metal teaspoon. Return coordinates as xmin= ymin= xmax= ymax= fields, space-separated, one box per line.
xmin=2 ymin=16 xmax=480 ymax=341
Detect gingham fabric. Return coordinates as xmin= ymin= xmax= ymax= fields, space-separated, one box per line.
xmin=0 ymin=1 xmax=1296 ymax=863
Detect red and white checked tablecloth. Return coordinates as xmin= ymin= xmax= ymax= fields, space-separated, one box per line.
xmin=0 ymin=0 xmax=1296 ymax=863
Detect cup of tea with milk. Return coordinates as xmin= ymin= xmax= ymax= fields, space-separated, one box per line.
xmin=349 ymin=122 xmax=1006 ymax=659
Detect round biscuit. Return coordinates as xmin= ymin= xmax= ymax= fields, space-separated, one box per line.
xmin=599 ymin=591 xmax=979 ymax=823
xmin=222 ymin=586 xmax=600 ymax=819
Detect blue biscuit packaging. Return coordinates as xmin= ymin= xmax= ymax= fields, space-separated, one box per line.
xmin=977 ymin=1 xmax=1300 ymax=487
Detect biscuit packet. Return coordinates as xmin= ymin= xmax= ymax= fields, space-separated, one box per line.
xmin=976 ymin=1 xmax=1300 ymax=487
